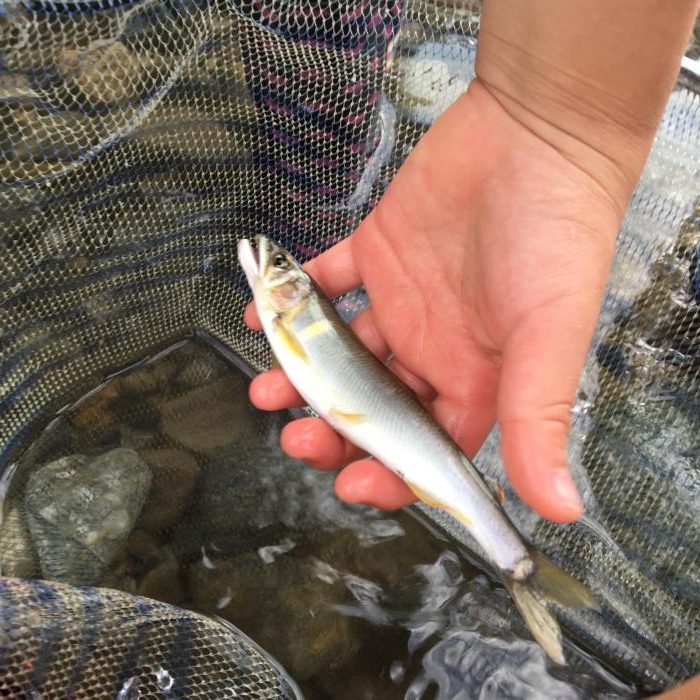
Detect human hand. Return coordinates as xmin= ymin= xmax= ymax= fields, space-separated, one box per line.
xmin=245 ymin=80 xmax=625 ymax=523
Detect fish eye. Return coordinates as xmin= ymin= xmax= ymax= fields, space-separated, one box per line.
xmin=273 ymin=253 xmax=289 ymax=269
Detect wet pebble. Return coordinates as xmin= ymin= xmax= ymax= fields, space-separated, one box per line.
xmin=187 ymin=552 xmax=361 ymax=680
xmin=58 ymin=40 xmax=145 ymax=105
xmin=8 ymin=105 xmax=95 ymax=163
xmin=116 ymin=354 xmax=180 ymax=397
xmin=137 ymin=447 xmax=201 ymax=533
xmin=158 ymin=375 xmax=260 ymax=455
xmin=69 ymin=383 xmax=122 ymax=435
xmin=137 ymin=557 xmax=184 ymax=604
xmin=125 ymin=529 xmax=163 ymax=563
xmin=24 ymin=448 xmax=152 ymax=585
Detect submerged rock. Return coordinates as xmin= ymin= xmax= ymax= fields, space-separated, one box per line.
xmin=58 ymin=40 xmax=146 ymax=105
xmin=24 ymin=448 xmax=152 ymax=585
xmin=137 ymin=447 xmax=201 ymax=533
xmin=159 ymin=375 xmax=260 ymax=455
xmin=116 ymin=353 xmax=181 ymax=397
xmin=187 ymin=552 xmax=360 ymax=680
xmin=168 ymin=439 xmax=317 ymax=563
xmin=137 ymin=557 xmax=184 ymax=605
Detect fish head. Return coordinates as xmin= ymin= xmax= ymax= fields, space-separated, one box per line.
xmin=238 ymin=236 xmax=311 ymax=317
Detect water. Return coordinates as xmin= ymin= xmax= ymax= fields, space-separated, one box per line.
xmin=0 ymin=338 xmax=638 ymax=699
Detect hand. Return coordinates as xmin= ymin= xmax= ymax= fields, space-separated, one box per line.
xmin=245 ymin=80 xmax=625 ymax=523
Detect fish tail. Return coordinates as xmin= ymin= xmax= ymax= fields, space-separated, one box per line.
xmin=502 ymin=550 xmax=598 ymax=666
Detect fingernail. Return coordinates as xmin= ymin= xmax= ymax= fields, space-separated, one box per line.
xmin=552 ymin=470 xmax=583 ymax=516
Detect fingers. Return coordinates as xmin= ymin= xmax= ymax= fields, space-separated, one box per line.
xmin=304 ymin=234 xmax=362 ymax=299
xmin=244 ymin=234 xmax=362 ymax=331
xmin=498 ymin=298 xmax=594 ymax=523
xmin=349 ymin=308 xmax=389 ymax=360
xmin=431 ymin=393 xmax=497 ymax=458
xmin=244 ymin=302 xmax=262 ymax=331
xmin=281 ymin=417 xmax=365 ymax=470
xmin=249 ymin=369 xmax=304 ymax=410
xmin=386 ymin=359 xmax=437 ymax=402
xmin=335 ymin=459 xmax=417 ymax=510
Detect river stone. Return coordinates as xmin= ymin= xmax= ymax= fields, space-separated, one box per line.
xmin=137 ymin=448 xmax=201 ymax=532
xmin=58 ymin=40 xmax=145 ymax=105
xmin=187 ymin=552 xmax=360 ymax=680
xmin=158 ymin=375 xmax=259 ymax=455
xmin=24 ymin=448 xmax=152 ymax=585
xmin=0 ymin=501 xmax=40 ymax=578
xmin=137 ymin=557 xmax=185 ymax=605
xmin=116 ymin=354 xmax=180 ymax=397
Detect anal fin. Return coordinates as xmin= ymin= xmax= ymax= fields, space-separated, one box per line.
xmin=329 ymin=407 xmax=368 ymax=424
xmin=407 ymin=482 xmax=474 ymax=529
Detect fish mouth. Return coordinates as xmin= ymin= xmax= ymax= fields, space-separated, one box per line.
xmin=238 ymin=237 xmax=268 ymax=289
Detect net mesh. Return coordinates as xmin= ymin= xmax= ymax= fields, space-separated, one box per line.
xmin=0 ymin=0 xmax=699 ymax=693
xmin=0 ymin=576 xmax=301 ymax=698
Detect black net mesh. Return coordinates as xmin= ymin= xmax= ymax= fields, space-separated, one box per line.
xmin=0 ymin=576 xmax=302 ymax=698
xmin=1 ymin=0 xmax=699 ymax=696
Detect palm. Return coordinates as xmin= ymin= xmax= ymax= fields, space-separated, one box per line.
xmin=248 ymin=81 xmax=621 ymax=523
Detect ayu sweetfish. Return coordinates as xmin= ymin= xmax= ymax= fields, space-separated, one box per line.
xmin=238 ymin=235 xmax=597 ymax=665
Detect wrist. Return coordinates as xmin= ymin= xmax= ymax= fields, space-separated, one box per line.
xmin=474 ymin=0 xmax=699 ymax=217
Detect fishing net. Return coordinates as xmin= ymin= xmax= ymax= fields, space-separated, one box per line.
xmin=0 ymin=577 xmax=302 ymax=698
xmin=0 ymin=0 xmax=698 ymax=696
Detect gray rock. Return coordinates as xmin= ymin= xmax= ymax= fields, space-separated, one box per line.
xmin=0 ymin=500 xmax=40 ymax=578
xmin=159 ymin=375 xmax=260 ymax=455
xmin=24 ymin=448 xmax=152 ymax=585
xmin=116 ymin=354 xmax=180 ymax=397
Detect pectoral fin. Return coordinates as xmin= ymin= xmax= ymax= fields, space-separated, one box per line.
xmin=273 ymin=317 xmax=309 ymax=363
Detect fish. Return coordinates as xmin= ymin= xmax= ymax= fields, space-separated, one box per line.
xmin=238 ymin=235 xmax=598 ymax=665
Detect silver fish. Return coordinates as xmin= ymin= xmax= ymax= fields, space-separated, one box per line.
xmin=239 ymin=235 xmax=598 ymax=665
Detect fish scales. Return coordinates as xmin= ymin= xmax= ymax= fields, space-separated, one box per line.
xmin=283 ymin=289 xmax=528 ymax=571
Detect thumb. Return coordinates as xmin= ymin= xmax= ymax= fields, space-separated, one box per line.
xmin=497 ymin=297 xmax=596 ymax=523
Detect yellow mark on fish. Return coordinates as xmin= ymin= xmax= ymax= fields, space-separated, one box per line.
xmin=329 ymin=406 xmax=368 ymax=424
xmin=407 ymin=482 xmax=474 ymax=529
xmin=495 ymin=483 xmax=505 ymax=506
xmin=297 ymin=318 xmax=333 ymax=341
xmin=273 ymin=317 xmax=309 ymax=363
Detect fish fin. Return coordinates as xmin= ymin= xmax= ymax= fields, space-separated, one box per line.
xmin=530 ymin=550 xmax=599 ymax=611
xmin=329 ymin=406 xmax=368 ymax=424
xmin=273 ymin=317 xmax=309 ymax=363
xmin=494 ymin=482 xmax=505 ymax=506
xmin=503 ymin=552 xmax=598 ymax=665
xmin=503 ymin=577 xmax=566 ymax=665
xmin=406 ymin=482 xmax=474 ymax=528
